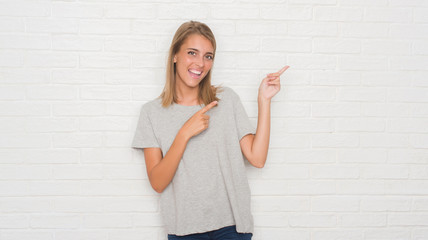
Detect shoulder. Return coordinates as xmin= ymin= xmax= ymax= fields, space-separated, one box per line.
xmin=140 ymin=97 xmax=163 ymax=115
xmin=217 ymin=86 xmax=240 ymax=101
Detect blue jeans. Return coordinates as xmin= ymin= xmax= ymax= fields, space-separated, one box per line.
xmin=167 ymin=225 xmax=252 ymax=240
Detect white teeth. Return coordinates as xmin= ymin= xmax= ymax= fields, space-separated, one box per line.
xmin=189 ymin=69 xmax=202 ymax=75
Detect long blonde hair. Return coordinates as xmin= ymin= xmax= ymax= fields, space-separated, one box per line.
xmin=160 ymin=21 xmax=221 ymax=107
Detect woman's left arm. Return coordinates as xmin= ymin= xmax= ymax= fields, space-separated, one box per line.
xmin=240 ymin=66 xmax=289 ymax=168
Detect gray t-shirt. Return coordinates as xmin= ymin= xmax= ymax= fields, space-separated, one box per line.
xmin=131 ymin=87 xmax=255 ymax=235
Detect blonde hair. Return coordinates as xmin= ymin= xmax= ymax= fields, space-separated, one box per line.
xmin=160 ymin=21 xmax=221 ymax=107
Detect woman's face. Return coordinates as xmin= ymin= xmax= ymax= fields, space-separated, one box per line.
xmin=174 ymin=34 xmax=214 ymax=89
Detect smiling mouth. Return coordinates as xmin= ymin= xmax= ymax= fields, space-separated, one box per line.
xmin=188 ymin=69 xmax=202 ymax=78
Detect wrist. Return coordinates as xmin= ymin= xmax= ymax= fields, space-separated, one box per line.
xmin=258 ymin=96 xmax=271 ymax=105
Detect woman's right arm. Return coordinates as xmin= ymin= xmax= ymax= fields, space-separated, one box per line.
xmin=143 ymin=101 xmax=218 ymax=193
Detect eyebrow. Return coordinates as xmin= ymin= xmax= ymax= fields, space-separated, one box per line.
xmin=187 ymin=48 xmax=213 ymax=55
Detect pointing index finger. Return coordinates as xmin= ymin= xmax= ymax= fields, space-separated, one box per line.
xmin=200 ymin=100 xmax=218 ymax=114
xmin=278 ymin=65 xmax=290 ymax=76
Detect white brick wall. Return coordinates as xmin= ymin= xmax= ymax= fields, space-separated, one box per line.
xmin=0 ymin=0 xmax=427 ymax=239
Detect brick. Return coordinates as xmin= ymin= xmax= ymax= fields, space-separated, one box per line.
xmin=312 ymin=196 xmax=360 ymax=212
xmin=262 ymin=38 xmax=311 ymax=52
xmin=312 ymin=102 xmax=361 ymax=117
xmin=0 ymin=118 xmax=25 ymax=133
xmin=25 ymin=52 xmax=78 ymax=68
xmin=342 ymin=23 xmax=389 ymax=38
xmin=275 ymin=149 xmax=336 ymax=164
xmin=80 ymin=20 xmax=131 ymax=34
xmin=390 ymin=24 xmax=428 ymax=38
xmin=412 ymin=134 xmax=428 ymax=148
xmin=289 ymin=214 xmax=336 ymax=227
xmin=253 ymin=213 xmax=288 ymax=227
xmin=388 ymin=119 xmax=428 ymax=133
xmin=311 ymin=165 xmax=359 ymax=179
xmin=414 ymin=8 xmax=428 ymax=23
xmin=386 ymin=180 xmax=428 ymax=195
xmin=362 ymin=40 xmax=411 ymax=55
xmin=364 ymin=7 xmax=412 ymax=22
xmin=105 ymin=37 xmax=156 ymax=53
xmin=390 ymin=0 xmax=428 ymax=6
xmin=261 ymin=6 xmax=312 ymax=20
xmin=53 ymin=133 xmax=103 ymax=148
xmin=269 ymin=134 xmax=311 ymax=148
xmin=255 ymin=229 xmax=309 ymax=240
xmin=80 ymin=54 xmax=131 ymax=69
xmin=339 ymin=56 xmax=388 ymax=71
xmin=314 ymin=38 xmax=360 ymax=53
xmin=362 ymin=72 xmax=411 ymax=87
xmin=52 ymin=35 xmax=103 ymax=51
xmin=108 ymin=229 xmax=159 ymax=240
xmin=410 ymin=165 xmax=428 ymax=179
xmin=52 ymin=2 xmax=103 ymax=18
xmin=340 ymin=214 xmax=387 ymax=227
xmin=0 ymin=181 xmax=29 ymax=196
xmin=0 ymin=50 xmax=22 ymax=67
xmin=53 ymin=230 xmax=106 ymax=240
xmin=361 ymin=197 xmax=411 ymax=212
xmin=26 ymin=18 xmax=78 ymax=33
xmin=252 ymin=196 xmax=310 ymax=212
xmin=80 ymin=180 xmax=154 ymax=196
xmin=83 ymin=148 xmax=132 ymax=164
xmin=212 ymin=5 xmax=260 ymax=19
xmin=312 ymin=230 xmax=363 ymax=240
xmin=83 ymin=214 xmax=133 ymax=228
xmin=289 ymin=21 xmax=337 ymax=36
xmin=260 ymin=164 xmax=309 ymax=179
xmin=80 ymin=117 xmax=130 ymax=131
xmin=336 ymin=118 xmax=385 ymax=132
xmin=0 ymin=231 xmax=53 ymax=240
xmin=236 ymin=21 xmax=287 ymax=35
xmin=0 ymin=34 xmax=50 ymax=49
xmin=0 ymin=165 xmax=51 ymax=180
xmin=158 ymin=4 xmax=208 ymax=20
xmin=217 ymin=36 xmax=260 ymax=52
xmin=389 ymin=214 xmax=428 ymax=226
xmin=30 ymin=214 xmax=80 ymax=228
xmin=288 ymin=54 xmax=336 ymax=70
xmin=388 ymin=149 xmax=428 ymax=164
xmin=29 ymin=181 xmax=80 ymax=196
xmin=365 ymin=229 xmax=411 ymax=240
xmin=24 ymin=149 xmax=79 ymax=164
xmin=388 ymin=87 xmax=428 ymax=102
xmin=26 ymin=85 xmax=78 ymax=100
xmin=338 ymin=149 xmax=387 ymax=163
xmin=337 ymin=180 xmax=385 ymax=194
xmin=0 ymin=215 xmax=29 ymax=228
xmin=0 ymin=86 xmax=25 ymax=100
xmin=361 ymin=164 xmax=409 ymax=179
xmin=0 ymin=197 xmax=51 ymax=212
xmin=391 ymin=56 xmax=428 ymax=71
xmin=339 ymin=0 xmax=387 ymax=5
xmin=0 ymin=134 xmax=50 ymax=148
xmin=104 ymin=4 xmax=156 ymax=19
xmin=0 ymin=1 xmax=50 ymax=17
xmin=52 ymin=69 xmax=104 ymax=84
xmin=80 ymin=86 xmax=130 ymax=100
xmin=0 ymin=69 xmax=50 ymax=84
xmin=53 ymin=165 xmax=103 ymax=180
xmin=314 ymin=6 xmax=363 ymax=21
xmin=312 ymin=133 xmax=359 ymax=148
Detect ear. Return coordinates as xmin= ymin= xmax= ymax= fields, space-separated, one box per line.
xmin=173 ymin=55 xmax=177 ymax=63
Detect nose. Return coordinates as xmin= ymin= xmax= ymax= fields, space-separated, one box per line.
xmin=195 ymin=55 xmax=204 ymax=67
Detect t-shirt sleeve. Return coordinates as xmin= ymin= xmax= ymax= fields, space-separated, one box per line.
xmin=131 ymin=105 xmax=160 ymax=149
xmin=230 ymin=88 xmax=256 ymax=141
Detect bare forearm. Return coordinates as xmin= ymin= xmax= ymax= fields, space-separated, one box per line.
xmin=251 ymin=97 xmax=271 ymax=167
xmin=149 ymin=131 xmax=188 ymax=193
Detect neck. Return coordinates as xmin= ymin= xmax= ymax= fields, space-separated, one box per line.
xmin=175 ymin=81 xmax=200 ymax=106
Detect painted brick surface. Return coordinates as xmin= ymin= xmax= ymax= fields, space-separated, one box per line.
xmin=0 ymin=0 xmax=427 ymax=239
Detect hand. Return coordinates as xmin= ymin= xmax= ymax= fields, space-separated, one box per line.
xmin=258 ymin=66 xmax=289 ymax=101
xmin=179 ymin=101 xmax=218 ymax=140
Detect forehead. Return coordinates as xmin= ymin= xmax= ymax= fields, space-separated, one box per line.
xmin=180 ymin=34 xmax=214 ymax=53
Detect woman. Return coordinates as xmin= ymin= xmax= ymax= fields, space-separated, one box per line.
xmin=132 ymin=20 xmax=288 ymax=240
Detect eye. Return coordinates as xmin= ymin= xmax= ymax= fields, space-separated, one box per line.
xmin=205 ymin=55 xmax=214 ymax=60
xmin=188 ymin=51 xmax=196 ymax=56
